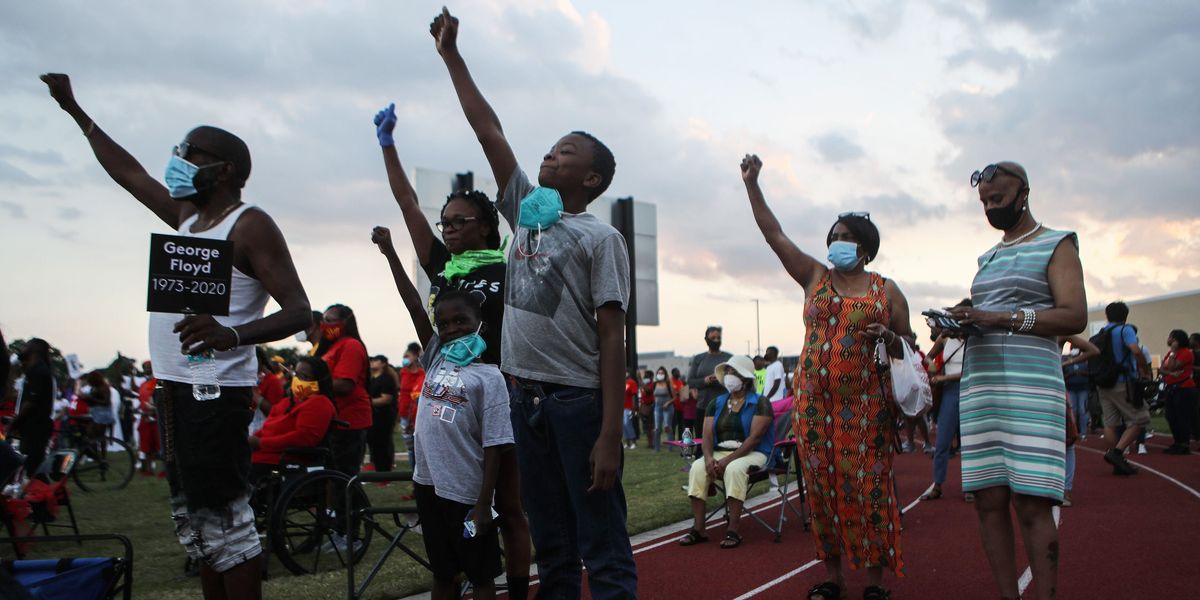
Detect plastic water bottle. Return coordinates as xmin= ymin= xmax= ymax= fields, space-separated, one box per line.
xmin=682 ymin=427 xmax=693 ymax=445
xmin=187 ymin=350 xmax=221 ymax=401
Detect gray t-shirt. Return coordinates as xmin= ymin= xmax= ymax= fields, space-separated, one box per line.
xmin=412 ymin=338 xmax=514 ymax=505
xmin=497 ymin=167 xmax=631 ymax=388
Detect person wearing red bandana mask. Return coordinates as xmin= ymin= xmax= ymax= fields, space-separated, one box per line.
xmin=314 ymin=304 xmax=372 ymax=476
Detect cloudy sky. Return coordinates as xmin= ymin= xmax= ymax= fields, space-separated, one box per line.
xmin=2 ymin=0 xmax=1197 ymax=369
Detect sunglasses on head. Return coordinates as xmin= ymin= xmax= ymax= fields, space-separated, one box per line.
xmin=838 ymin=211 xmax=870 ymax=220
xmin=971 ymin=164 xmax=1027 ymax=188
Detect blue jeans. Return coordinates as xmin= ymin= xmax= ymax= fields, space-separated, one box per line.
xmin=653 ymin=403 xmax=673 ymax=450
xmin=509 ymin=380 xmax=638 ymax=599
xmin=622 ymin=409 xmax=636 ymax=441
xmin=1065 ymin=445 xmax=1076 ymax=491
xmin=1067 ymin=388 xmax=1089 ymax=436
xmin=933 ymin=381 xmax=961 ymax=485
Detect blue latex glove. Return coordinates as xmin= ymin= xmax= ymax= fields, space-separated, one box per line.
xmin=373 ymin=102 xmax=396 ymax=147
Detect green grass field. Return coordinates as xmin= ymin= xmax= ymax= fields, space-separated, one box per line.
xmin=7 ymin=436 xmax=731 ymax=599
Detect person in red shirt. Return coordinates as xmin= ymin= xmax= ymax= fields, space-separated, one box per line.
xmin=249 ymin=356 xmax=336 ymax=482
xmin=670 ymin=368 xmax=685 ymax=441
xmin=622 ymin=372 xmax=638 ymax=449
xmin=256 ymin=354 xmax=286 ymax=418
xmin=397 ymin=343 xmax=425 ymax=469
xmin=1162 ymin=329 xmax=1197 ymax=455
xmin=136 ymin=361 xmax=161 ymax=477
xmin=316 ymin=304 xmax=372 ymax=476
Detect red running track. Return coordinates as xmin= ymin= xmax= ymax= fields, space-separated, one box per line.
xmin=514 ymin=435 xmax=1198 ymax=599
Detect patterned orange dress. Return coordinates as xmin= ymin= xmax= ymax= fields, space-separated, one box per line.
xmin=793 ymin=271 xmax=904 ymax=574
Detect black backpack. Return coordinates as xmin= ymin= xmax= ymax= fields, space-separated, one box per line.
xmin=1088 ymin=324 xmax=1127 ymax=389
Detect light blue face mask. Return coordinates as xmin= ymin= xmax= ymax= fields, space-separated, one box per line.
xmin=439 ymin=324 xmax=487 ymax=367
xmin=827 ymin=241 xmax=863 ymax=271
xmin=165 ymin=155 xmax=201 ymax=199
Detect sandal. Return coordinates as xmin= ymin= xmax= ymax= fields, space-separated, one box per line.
xmin=863 ymin=585 xmax=891 ymax=600
xmin=963 ymin=492 xmax=975 ymax=503
xmin=920 ymin=486 xmax=943 ymax=501
xmin=807 ymin=581 xmax=842 ymax=600
xmin=719 ymin=530 xmax=743 ymax=549
xmin=678 ymin=528 xmax=708 ymax=546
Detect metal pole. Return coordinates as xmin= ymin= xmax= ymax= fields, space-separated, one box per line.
xmin=613 ymin=198 xmax=638 ymax=373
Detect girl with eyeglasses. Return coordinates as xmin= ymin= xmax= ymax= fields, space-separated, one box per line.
xmin=369 ymin=103 xmax=531 ymax=598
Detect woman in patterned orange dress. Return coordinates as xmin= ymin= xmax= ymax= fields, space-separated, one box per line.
xmin=741 ymin=155 xmax=914 ymax=600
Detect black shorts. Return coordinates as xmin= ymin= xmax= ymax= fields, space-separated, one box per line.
xmin=157 ymin=381 xmax=253 ymax=511
xmin=414 ymin=483 xmax=501 ymax=585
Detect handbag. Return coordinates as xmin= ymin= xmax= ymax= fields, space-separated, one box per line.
xmin=876 ymin=338 xmax=933 ymax=418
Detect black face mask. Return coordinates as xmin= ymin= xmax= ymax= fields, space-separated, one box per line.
xmin=706 ymin=338 xmax=721 ymax=351
xmin=985 ymin=189 xmax=1026 ymax=231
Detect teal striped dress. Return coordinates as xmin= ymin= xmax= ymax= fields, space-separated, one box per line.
xmin=960 ymin=228 xmax=1076 ymax=501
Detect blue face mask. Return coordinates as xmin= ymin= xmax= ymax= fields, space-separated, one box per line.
xmin=517 ymin=187 xmax=564 ymax=230
xmin=827 ymin=241 xmax=863 ymax=271
xmin=400 ymin=357 xmax=412 ymax=368
xmin=439 ymin=325 xmax=487 ymax=367
xmin=164 ymin=155 xmax=224 ymax=200
xmin=165 ymin=155 xmax=201 ymax=199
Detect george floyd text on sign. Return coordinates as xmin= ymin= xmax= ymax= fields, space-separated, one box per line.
xmin=147 ymin=234 xmax=234 ymax=316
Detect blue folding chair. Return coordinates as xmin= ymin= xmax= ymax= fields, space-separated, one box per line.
xmin=0 ymin=534 xmax=132 ymax=600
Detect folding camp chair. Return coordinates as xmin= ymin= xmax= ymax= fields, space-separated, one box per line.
xmin=345 ymin=470 xmax=430 ymax=600
xmin=27 ymin=451 xmax=81 ymax=538
xmin=0 ymin=533 xmax=133 ymax=600
xmin=713 ymin=405 xmax=808 ymax=542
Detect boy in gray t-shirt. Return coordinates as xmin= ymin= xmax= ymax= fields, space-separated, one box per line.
xmin=432 ymin=7 xmax=637 ymax=598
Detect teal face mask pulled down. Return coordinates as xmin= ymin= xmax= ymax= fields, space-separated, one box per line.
xmin=440 ymin=328 xmax=487 ymax=367
xmin=517 ymin=187 xmax=564 ymax=229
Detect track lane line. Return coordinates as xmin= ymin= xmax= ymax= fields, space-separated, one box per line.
xmin=728 ymin=483 xmax=935 ymax=599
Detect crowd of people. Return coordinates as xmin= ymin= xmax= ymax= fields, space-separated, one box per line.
xmin=2 ymin=7 xmax=1195 ymax=600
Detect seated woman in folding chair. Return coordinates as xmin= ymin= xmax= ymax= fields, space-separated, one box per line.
xmin=248 ymin=356 xmax=336 ymax=484
xmin=679 ymin=354 xmax=774 ymax=549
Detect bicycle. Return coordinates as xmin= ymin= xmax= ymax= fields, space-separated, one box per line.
xmin=56 ymin=415 xmax=135 ymax=492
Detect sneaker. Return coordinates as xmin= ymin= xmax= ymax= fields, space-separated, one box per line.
xmin=319 ymin=533 xmax=363 ymax=555
xmin=1137 ymin=444 xmax=1148 ymax=455
xmin=1061 ymin=493 xmax=1072 ymax=507
xmin=923 ymin=445 xmax=935 ymax=455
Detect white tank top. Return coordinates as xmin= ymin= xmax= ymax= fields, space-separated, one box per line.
xmin=148 ymin=204 xmax=270 ymax=387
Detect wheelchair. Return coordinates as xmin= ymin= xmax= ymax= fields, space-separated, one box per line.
xmin=248 ymin=424 xmax=374 ymax=577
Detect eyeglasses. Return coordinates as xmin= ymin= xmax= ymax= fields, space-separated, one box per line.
xmin=837 ymin=211 xmax=871 ymax=220
xmin=971 ymin=164 xmax=1027 ymax=188
xmin=435 ymin=216 xmax=480 ymax=232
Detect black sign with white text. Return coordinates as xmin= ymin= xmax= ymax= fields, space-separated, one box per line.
xmin=147 ymin=234 xmax=234 ymax=315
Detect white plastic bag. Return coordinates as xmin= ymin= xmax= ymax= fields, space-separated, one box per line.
xmin=877 ymin=338 xmax=932 ymax=417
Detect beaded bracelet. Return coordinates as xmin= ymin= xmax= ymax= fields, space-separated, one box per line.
xmin=1018 ymin=309 xmax=1037 ymax=333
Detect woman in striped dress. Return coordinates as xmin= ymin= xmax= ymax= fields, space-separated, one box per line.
xmin=948 ymin=162 xmax=1086 ymax=600
xmin=742 ymin=154 xmax=912 ymax=600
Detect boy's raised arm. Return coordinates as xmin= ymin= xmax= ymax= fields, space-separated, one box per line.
xmin=431 ymin=7 xmax=519 ymax=194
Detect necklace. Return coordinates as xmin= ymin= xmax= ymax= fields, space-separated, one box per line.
xmin=998 ymin=222 xmax=1042 ymax=247
xmin=193 ymin=202 xmax=243 ymax=232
